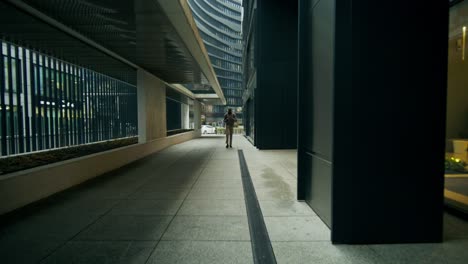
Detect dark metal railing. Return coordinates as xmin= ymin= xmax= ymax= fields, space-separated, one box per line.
xmin=0 ymin=40 xmax=138 ymax=157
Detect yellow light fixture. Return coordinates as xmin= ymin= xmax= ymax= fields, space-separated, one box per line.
xmin=463 ymin=26 xmax=466 ymax=61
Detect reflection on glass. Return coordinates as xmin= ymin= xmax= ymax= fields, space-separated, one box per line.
xmin=0 ymin=41 xmax=138 ymax=156
xmin=445 ymin=1 xmax=468 ymax=211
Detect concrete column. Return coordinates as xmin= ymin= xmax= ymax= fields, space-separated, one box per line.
xmin=137 ymin=69 xmax=166 ymax=143
xmin=181 ymin=103 xmax=190 ymax=129
xmin=194 ymin=100 xmax=202 ymax=136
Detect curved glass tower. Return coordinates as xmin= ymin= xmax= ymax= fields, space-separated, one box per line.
xmin=188 ymin=0 xmax=244 ymax=124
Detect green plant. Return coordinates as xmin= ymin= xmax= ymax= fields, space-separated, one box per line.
xmin=216 ymin=127 xmax=226 ymax=134
xmin=445 ymin=157 xmax=468 ymax=173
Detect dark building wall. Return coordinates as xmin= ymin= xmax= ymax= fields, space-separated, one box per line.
xmin=242 ymin=0 xmax=256 ymax=142
xmin=297 ymin=0 xmax=335 ymax=227
xmin=243 ymin=0 xmax=298 ymax=149
xmin=298 ymin=0 xmax=448 ymax=244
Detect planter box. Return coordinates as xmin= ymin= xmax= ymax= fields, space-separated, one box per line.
xmin=0 ymin=131 xmax=200 ymax=215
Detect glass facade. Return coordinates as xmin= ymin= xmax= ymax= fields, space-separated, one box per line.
xmin=0 ymin=41 xmax=137 ymax=156
xmin=242 ymin=0 xmax=256 ymax=141
xmin=188 ymin=0 xmax=244 ymax=124
xmin=445 ymin=0 xmax=468 ymax=211
xmin=166 ymin=88 xmax=195 ymax=132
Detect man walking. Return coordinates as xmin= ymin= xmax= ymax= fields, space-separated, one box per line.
xmin=224 ymin=108 xmax=237 ymax=148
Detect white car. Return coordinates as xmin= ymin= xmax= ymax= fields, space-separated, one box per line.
xmin=201 ymin=125 xmax=216 ymax=134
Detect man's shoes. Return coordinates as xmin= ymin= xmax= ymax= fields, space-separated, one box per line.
xmin=226 ymin=144 xmax=229 ymax=148
xmin=230 ymin=145 xmax=232 ymax=148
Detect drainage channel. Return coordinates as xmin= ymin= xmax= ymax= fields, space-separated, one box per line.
xmin=238 ymin=149 xmax=277 ymax=264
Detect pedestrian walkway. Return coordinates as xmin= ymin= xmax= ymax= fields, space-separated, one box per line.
xmin=1 ymin=136 xmax=468 ymax=263
xmin=445 ymin=175 xmax=468 ymax=214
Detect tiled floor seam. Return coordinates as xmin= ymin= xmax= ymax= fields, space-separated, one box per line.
xmin=172 ymin=215 xmax=248 ymax=217
xmin=269 ymin=240 xmax=331 ymax=242
xmin=71 ymin=239 xmax=159 ymax=242
xmin=134 ymin=148 xmax=211 ymax=187
xmin=38 ymin=196 xmax=125 ymax=263
xmin=143 ymin=148 xmax=217 ymax=264
xmin=126 ymin=149 xmax=196 ymax=195
xmin=261 ymin=216 xmax=317 ymax=218
xmin=159 ymin=239 xmax=252 ymax=242
xmin=366 ymin=245 xmax=389 ymax=261
xmin=43 ymin=146 xmax=211 ymax=263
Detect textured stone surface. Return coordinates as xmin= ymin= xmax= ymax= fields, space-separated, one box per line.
xmin=161 ymin=216 xmax=250 ymax=241
xmin=147 ymin=241 xmax=253 ymax=264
